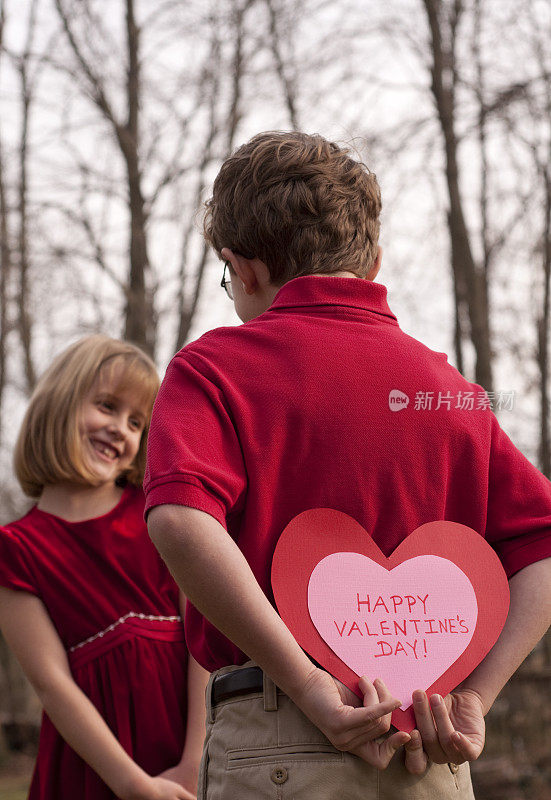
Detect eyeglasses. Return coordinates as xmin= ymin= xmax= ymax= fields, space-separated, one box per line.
xmin=221 ymin=261 xmax=233 ymax=300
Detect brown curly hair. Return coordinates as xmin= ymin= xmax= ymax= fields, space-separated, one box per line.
xmin=204 ymin=131 xmax=382 ymax=284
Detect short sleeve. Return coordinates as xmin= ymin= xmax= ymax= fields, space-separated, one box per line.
xmin=0 ymin=528 xmax=40 ymax=595
xmin=485 ymin=415 xmax=551 ymax=577
xmin=144 ymin=352 xmax=247 ymax=526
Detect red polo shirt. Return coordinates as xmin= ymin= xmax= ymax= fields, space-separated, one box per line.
xmin=144 ymin=276 xmax=551 ymax=672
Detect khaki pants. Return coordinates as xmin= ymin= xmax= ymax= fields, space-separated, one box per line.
xmin=198 ymin=664 xmax=476 ymax=800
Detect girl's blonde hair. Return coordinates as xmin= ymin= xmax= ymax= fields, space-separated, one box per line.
xmin=15 ymin=335 xmax=160 ymax=497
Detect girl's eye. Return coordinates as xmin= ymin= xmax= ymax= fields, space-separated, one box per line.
xmin=99 ymin=400 xmax=114 ymax=411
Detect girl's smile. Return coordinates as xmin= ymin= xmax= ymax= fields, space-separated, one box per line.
xmin=80 ymin=368 xmax=145 ymax=484
xmin=89 ymin=438 xmax=121 ymax=461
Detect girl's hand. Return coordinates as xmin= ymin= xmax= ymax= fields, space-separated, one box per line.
xmin=0 ymin=588 xmax=195 ymax=800
xmin=122 ymin=774 xmax=196 ymax=800
xmin=405 ymin=688 xmax=485 ymax=774
xmin=157 ymin=762 xmax=199 ymax=798
xmin=292 ymin=666 xmax=410 ymax=769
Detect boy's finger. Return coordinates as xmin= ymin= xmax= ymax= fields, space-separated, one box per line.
xmin=342 ymin=697 xmax=402 ymax=734
xmin=404 ymin=729 xmax=428 ymax=775
xmin=429 ymin=694 xmax=462 ymax=757
xmin=358 ymin=675 xmax=380 ymax=707
xmin=368 ymin=677 xmax=396 ymax=736
xmin=412 ymin=690 xmax=444 ymax=760
xmin=352 ymin=729 xmax=409 ymax=768
xmin=377 ymin=730 xmax=411 ymax=769
xmin=344 ymin=724 xmax=388 ymax=750
xmin=373 ymin=677 xmax=398 ymax=704
xmin=373 ymin=677 xmax=402 ymax=720
xmin=452 ymin=730 xmax=482 ymax=761
xmin=358 ymin=696 xmax=402 ymax=723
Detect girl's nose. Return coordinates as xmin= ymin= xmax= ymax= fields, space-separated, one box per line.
xmin=107 ymin=418 xmax=125 ymax=438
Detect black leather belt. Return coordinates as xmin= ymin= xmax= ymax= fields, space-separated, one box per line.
xmin=211 ymin=666 xmax=264 ymax=705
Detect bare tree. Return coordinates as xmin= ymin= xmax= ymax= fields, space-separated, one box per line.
xmin=532 ymin=13 xmax=551 ymax=479
xmin=173 ymin=28 xmax=222 ymax=352
xmin=226 ymin=0 xmax=257 ymax=149
xmin=539 ymin=150 xmax=551 ymax=478
xmin=173 ymin=0 xmax=261 ymax=350
xmin=14 ymin=0 xmax=39 ymax=392
xmin=526 ymin=10 xmax=551 ymax=478
xmin=51 ymin=0 xmax=261 ymax=358
xmin=0 ymin=1 xmax=39 ymax=748
xmin=54 ymin=0 xmax=155 ymax=353
xmin=0 ymin=1 xmax=11 ymax=435
xmin=491 ymin=4 xmax=551 ymax=477
xmin=422 ymin=0 xmax=493 ymax=390
xmin=0 ymin=136 xmax=9 ymax=442
xmin=264 ymin=0 xmax=300 ymax=128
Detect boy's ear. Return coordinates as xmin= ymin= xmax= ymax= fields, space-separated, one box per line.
xmin=366 ymin=246 xmax=382 ymax=281
xmin=220 ymin=247 xmax=240 ymax=275
xmin=221 ymin=248 xmax=262 ymax=295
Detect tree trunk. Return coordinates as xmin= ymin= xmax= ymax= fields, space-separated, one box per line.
xmin=0 ymin=137 xmax=10 ymax=443
xmin=122 ymin=140 xmax=153 ymax=355
xmin=175 ymin=1 xmax=250 ymax=350
xmin=176 ymin=241 xmax=211 ymax=349
xmin=423 ymin=0 xmax=493 ymax=391
xmin=54 ymin=0 xmax=155 ymax=356
xmin=449 ymin=209 xmax=466 ymax=374
xmin=121 ymin=0 xmax=154 ymax=355
xmin=265 ymin=0 xmax=299 ymax=128
xmin=538 ymin=167 xmax=550 ymax=477
xmin=0 ymin=8 xmax=11 ymax=435
xmin=16 ymin=0 xmax=38 ymax=393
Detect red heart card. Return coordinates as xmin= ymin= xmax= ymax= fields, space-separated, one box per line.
xmin=271 ymin=510 xmax=510 ymax=731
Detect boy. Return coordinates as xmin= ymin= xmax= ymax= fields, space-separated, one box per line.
xmin=145 ymin=132 xmax=551 ymax=799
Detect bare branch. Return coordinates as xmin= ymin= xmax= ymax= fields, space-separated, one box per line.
xmin=174 ymin=25 xmax=223 ymax=350
xmin=53 ymin=0 xmax=121 ymax=131
xmin=264 ymin=0 xmax=299 ymax=128
xmin=38 ymin=196 xmax=125 ymax=294
xmin=145 ymin=59 xmax=214 ymax=211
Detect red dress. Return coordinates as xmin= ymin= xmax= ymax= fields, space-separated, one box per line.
xmin=0 ymin=485 xmax=189 ymax=799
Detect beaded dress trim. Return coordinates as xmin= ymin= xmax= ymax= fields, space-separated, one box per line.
xmin=69 ymin=612 xmax=182 ymax=653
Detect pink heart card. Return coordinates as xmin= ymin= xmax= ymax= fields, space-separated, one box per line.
xmin=271 ymin=510 xmax=510 ymax=731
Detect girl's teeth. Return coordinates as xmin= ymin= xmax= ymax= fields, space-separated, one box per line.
xmin=95 ymin=442 xmax=116 ymax=458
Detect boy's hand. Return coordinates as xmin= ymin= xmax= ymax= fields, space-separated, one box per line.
xmin=406 ymin=688 xmax=485 ymax=773
xmin=292 ymin=667 xmax=410 ymax=769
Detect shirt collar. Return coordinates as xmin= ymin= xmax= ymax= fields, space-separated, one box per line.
xmin=268 ymin=275 xmax=398 ymax=324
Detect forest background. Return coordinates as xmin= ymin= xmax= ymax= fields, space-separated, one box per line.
xmin=0 ymin=0 xmax=550 ymax=798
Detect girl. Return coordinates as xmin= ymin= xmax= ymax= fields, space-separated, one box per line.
xmin=0 ymin=335 xmax=208 ymax=800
